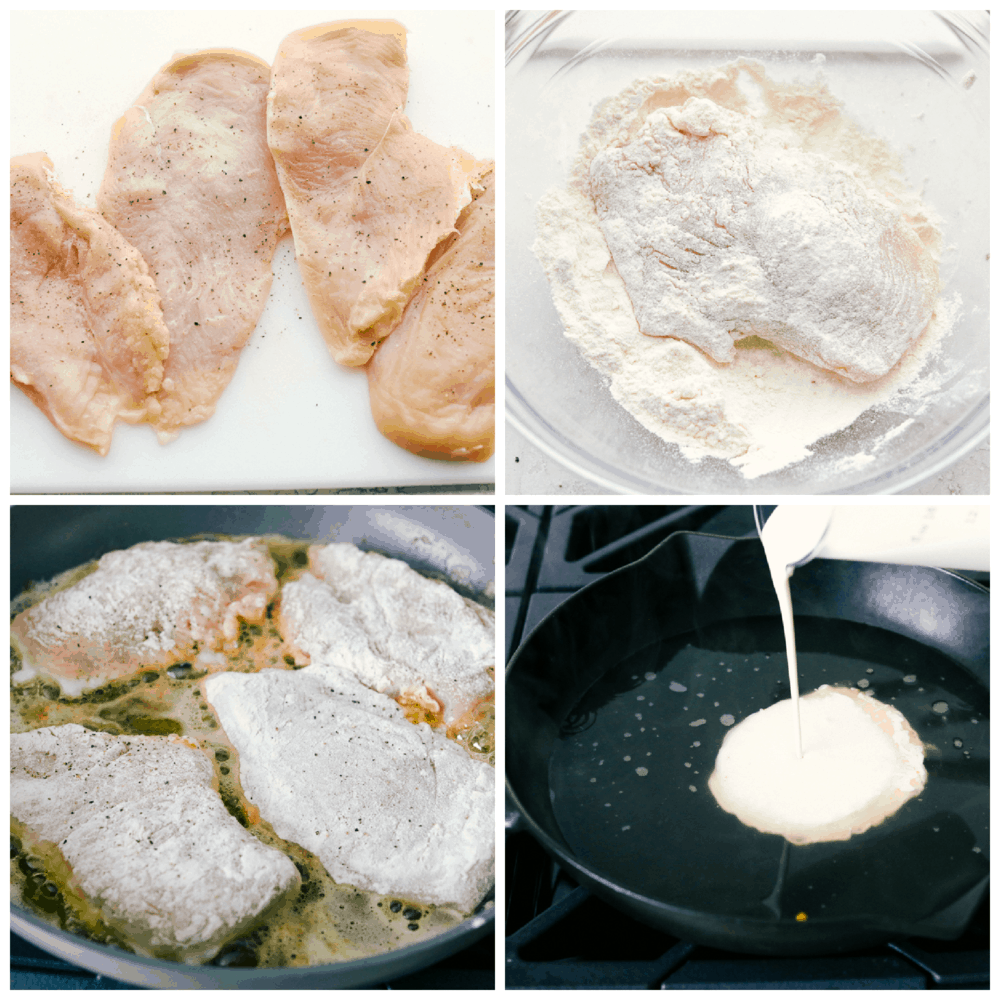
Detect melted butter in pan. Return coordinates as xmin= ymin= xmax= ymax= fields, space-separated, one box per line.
xmin=10 ymin=535 xmax=493 ymax=967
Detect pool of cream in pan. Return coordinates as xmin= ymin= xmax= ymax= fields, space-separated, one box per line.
xmin=10 ymin=538 xmax=495 ymax=967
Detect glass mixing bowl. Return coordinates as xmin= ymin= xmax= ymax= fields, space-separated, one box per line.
xmin=506 ymin=11 xmax=988 ymax=494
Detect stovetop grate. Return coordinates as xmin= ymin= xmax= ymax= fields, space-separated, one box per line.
xmin=503 ymin=838 xmax=989 ymax=989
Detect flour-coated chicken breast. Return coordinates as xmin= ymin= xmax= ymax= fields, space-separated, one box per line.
xmin=267 ymin=21 xmax=483 ymax=367
xmin=11 ymin=724 xmax=299 ymax=963
xmin=366 ymin=165 xmax=495 ymax=461
xmin=10 ymin=153 xmax=169 ymax=455
xmin=279 ymin=543 xmax=494 ymax=726
xmin=98 ymin=49 xmax=287 ymax=442
xmin=204 ymin=667 xmax=494 ymax=912
xmin=11 ymin=538 xmax=278 ymax=697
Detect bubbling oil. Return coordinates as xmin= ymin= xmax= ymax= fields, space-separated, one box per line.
xmin=10 ymin=535 xmax=495 ymax=967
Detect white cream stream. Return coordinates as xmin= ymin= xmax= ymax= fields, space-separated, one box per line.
xmin=759 ymin=506 xmax=834 ymax=758
xmin=758 ymin=504 xmax=988 ymax=758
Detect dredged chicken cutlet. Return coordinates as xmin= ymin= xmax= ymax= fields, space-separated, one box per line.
xmin=10 ymin=538 xmax=278 ymax=697
xmin=203 ymin=667 xmax=494 ymax=912
xmin=10 ymin=724 xmax=300 ymax=963
xmin=279 ymin=543 xmax=495 ymax=726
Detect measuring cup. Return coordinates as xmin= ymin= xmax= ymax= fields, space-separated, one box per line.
xmin=754 ymin=506 xmax=989 ymax=572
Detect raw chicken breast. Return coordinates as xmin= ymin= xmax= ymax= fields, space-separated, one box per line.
xmin=204 ymin=667 xmax=494 ymax=911
xmin=97 ymin=50 xmax=287 ymax=442
xmin=11 ymin=538 xmax=278 ymax=697
xmin=279 ymin=543 xmax=494 ymax=725
xmin=366 ymin=165 xmax=495 ymax=460
xmin=11 ymin=725 xmax=300 ymax=963
xmin=267 ymin=20 xmax=484 ymax=366
xmin=10 ymin=153 xmax=169 ymax=455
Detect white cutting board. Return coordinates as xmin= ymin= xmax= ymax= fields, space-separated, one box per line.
xmin=10 ymin=10 xmax=495 ymax=493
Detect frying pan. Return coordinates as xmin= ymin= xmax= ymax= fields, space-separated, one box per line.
xmin=10 ymin=504 xmax=495 ymax=989
xmin=506 ymin=528 xmax=988 ymax=956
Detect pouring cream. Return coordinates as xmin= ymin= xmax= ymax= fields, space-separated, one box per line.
xmin=758 ymin=505 xmax=834 ymax=758
xmin=704 ymin=505 xmax=977 ymax=845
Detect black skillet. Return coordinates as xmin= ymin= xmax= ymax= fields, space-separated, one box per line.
xmin=506 ymin=528 xmax=989 ymax=956
xmin=10 ymin=504 xmax=495 ymax=989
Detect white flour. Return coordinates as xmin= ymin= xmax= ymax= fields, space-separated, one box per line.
xmin=534 ymin=60 xmax=958 ymax=478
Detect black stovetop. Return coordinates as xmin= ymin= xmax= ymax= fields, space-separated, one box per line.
xmin=504 ymin=505 xmax=989 ymax=990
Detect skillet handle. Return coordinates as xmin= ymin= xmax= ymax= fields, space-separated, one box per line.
xmin=505 ymin=787 xmax=526 ymax=834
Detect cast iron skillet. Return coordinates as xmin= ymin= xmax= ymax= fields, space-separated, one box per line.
xmin=506 ymin=529 xmax=988 ymax=957
xmin=10 ymin=504 xmax=495 ymax=989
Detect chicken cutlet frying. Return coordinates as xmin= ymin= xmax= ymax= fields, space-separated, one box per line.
xmin=203 ymin=668 xmax=494 ymax=912
xmin=366 ymin=165 xmax=495 ymax=461
xmin=11 ymin=725 xmax=300 ymax=963
xmin=10 ymin=153 xmax=169 ymax=456
xmin=97 ymin=49 xmax=287 ymax=442
xmin=10 ymin=538 xmax=278 ymax=697
xmin=279 ymin=543 xmax=495 ymax=726
xmin=267 ymin=20 xmax=485 ymax=366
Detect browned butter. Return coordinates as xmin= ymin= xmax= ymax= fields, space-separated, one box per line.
xmin=10 ymin=536 xmax=495 ymax=967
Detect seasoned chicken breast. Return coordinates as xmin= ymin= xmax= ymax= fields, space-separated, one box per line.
xmin=267 ymin=20 xmax=484 ymax=366
xmin=204 ymin=667 xmax=494 ymax=912
xmin=279 ymin=543 xmax=494 ymax=725
xmin=366 ymin=165 xmax=495 ymax=460
xmin=97 ymin=50 xmax=287 ymax=442
xmin=11 ymin=725 xmax=300 ymax=963
xmin=10 ymin=153 xmax=169 ymax=455
xmin=11 ymin=538 xmax=278 ymax=697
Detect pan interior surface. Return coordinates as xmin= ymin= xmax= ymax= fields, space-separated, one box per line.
xmin=547 ymin=615 xmax=988 ymax=930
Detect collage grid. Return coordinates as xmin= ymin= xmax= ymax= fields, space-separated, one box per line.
xmin=9 ymin=10 xmax=990 ymax=992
